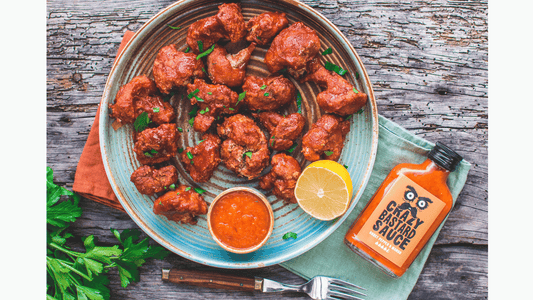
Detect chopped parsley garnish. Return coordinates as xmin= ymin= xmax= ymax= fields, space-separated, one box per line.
xmin=159 ymin=201 xmax=163 ymax=205
xmin=228 ymin=107 xmax=235 ymax=111
xmin=185 ymin=46 xmax=190 ymax=53
xmin=236 ymin=91 xmax=246 ymax=106
xmin=186 ymin=152 xmax=194 ymax=160
xmin=243 ymin=151 xmax=253 ymax=159
xmin=134 ymin=111 xmax=151 ymax=132
xmin=189 ymin=117 xmax=195 ymax=126
xmin=264 ymin=92 xmax=270 ymax=97
xmin=176 ymin=192 xmax=180 ymax=195
xmin=353 ymin=87 xmax=359 ymax=93
xmin=207 ymin=92 xmax=212 ymax=95
xmin=287 ymin=142 xmax=298 ymax=153
xmin=345 ymin=114 xmax=353 ymax=120
xmin=187 ymin=89 xmax=200 ymax=99
xmin=167 ymin=24 xmax=181 ymax=30
xmin=202 ymin=67 xmax=207 ymax=74
xmin=194 ymin=187 xmax=206 ymax=194
xmin=150 ymin=149 xmax=158 ymax=154
xmin=343 ymin=165 xmax=349 ymax=169
xmin=153 ymin=107 xmax=160 ymax=113
xmin=355 ymin=71 xmax=360 ymax=79
xmin=357 ymin=108 xmax=364 ymax=114
xmin=144 ymin=152 xmax=153 ymax=157
xmin=199 ymin=107 xmax=209 ymax=114
xmin=185 ymin=187 xmax=192 ymax=191
xmin=177 ymin=127 xmax=183 ymax=132
xmin=296 ymin=91 xmax=303 ymax=114
xmin=321 ymin=47 xmax=332 ymax=55
xmin=260 ymin=85 xmax=267 ymax=90
xmin=271 ymin=136 xmax=276 ymax=148
xmin=169 ymin=184 xmax=176 ymax=190
xmin=324 ymin=150 xmax=334 ymax=156
xmin=282 ymin=232 xmax=298 ymax=240
xmin=196 ymin=44 xmax=215 ymax=60
xmin=324 ymin=61 xmax=347 ymax=75
xmin=178 ymin=148 xmax=184 ymax=153
xmin=197 ymin=40 xmax=204 ymax=53
xmin=194 ymin=95 xmax=204 ymax=102
xmin=189 ymin=105 xmax=199 ymax=116
xmin=197 ymin=139 xmax=205 ymax=144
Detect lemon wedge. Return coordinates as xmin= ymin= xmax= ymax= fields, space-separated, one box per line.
xmin=294 ymin=160 xmax=353 ymax=221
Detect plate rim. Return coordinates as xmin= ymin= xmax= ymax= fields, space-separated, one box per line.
xmin=99 ymin=0 xmax=379 ymax=269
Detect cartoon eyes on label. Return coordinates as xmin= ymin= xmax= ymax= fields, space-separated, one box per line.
xmin=416 ymin=197 xmax=432 ymax=210
xmin=404 ymin=186 xmax=417 ymax=202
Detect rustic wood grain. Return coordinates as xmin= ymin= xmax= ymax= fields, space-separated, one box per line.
xmin=46 ymin=0 xmax=487 ymax=299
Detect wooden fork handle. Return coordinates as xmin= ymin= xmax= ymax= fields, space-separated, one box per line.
xmin=162 ymin=268 xmax=261 ymax=292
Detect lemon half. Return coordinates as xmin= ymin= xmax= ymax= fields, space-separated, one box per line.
xmin=294 ymin=160 xmax=353 ymax=221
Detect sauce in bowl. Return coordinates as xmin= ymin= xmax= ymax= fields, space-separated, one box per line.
xmin=208 ymin=188 xmax=273 ymax=253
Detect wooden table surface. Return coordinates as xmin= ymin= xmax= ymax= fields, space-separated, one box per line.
xmin=47 ymin=0 xmax=488 ymax=299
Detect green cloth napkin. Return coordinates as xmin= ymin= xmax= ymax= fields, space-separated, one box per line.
xmin=280 ymin=115 xmax=471 ymax=300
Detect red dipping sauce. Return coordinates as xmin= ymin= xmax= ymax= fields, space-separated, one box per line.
xmin=210 ymin=190 xmax=272 ymax=251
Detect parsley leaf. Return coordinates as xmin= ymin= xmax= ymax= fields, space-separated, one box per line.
xmin=185 ymin=187 xmax=192 ymax=191
xmin=194 ymin=187 xmax=206 ymax=194
xmin=243 ymin=151 xmax=253 ymax=159
xmin=196 ymin=44 xmax=216 ymax=60
xmin=282 ymin=232 xmax=298 ymax=240
xmin=260 ymin=85 xmax=267 ymax=90
xmin=321 ymin=47 xmax=332 ymax=55
xmin=167 ymin=24 xmax=181 ymax=30
xmin=236 ymin=91 xmax=246 ymax=106
xmin=186 ymin=152 xmax=194 ymax=160
xmin=296 ymin=91 xmax=303 ymax=114
xmin=324 ymin=61 xmax=347 ymax=76
xmin=187 ymin=89 xmax=200 ymax=100
xmin=353 ymin=87 xmax=359 ymax=94
xmin=324 ymin=150 xmax=334 ymax=156
xmin=287 ymin=142 xmax=298 ymax=153
xmin=134 ymin=112 xmax=151 ymax=132
xmin=197 ymin=40 xmax=204 ymax=53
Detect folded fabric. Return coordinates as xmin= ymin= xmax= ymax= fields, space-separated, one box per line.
xmin=280 ymin=115 xmax=471 ymax=300
xmin=73 ymin=30 xmax=471 ymax=300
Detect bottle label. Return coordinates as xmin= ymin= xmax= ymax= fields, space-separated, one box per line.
xmin=350 ymin=174 xmax=446 ymax=267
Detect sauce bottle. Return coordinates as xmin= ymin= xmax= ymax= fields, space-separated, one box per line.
xmin=344 ymin=142 xmax=462 ymax=278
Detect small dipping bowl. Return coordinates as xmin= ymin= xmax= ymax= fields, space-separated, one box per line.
xmin=207 ymin=187 xmax=274 ymax=254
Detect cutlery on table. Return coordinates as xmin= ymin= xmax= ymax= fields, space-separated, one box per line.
xmin=162 ymin=268 xmax=366 ymax=300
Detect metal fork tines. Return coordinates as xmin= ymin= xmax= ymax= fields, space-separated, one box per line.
xmin=325 ymin=277 xmax=367 ymax=300
xmin=260 ymin=275 xmax=366 ymax=300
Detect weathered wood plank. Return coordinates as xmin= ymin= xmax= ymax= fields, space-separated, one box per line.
xmin=46 ymin=0 xmax=488 ymax=298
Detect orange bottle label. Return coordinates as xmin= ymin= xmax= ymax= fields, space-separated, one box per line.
xmin=349 ymin=174 xmax=446 ymax=267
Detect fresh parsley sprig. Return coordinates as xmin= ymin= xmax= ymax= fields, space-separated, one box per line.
xmin=46 ymin=167 xmax=170 ymax=300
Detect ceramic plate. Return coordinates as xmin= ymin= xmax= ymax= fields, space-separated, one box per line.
xmin=100 ymin=0 xmax=378 ymax=269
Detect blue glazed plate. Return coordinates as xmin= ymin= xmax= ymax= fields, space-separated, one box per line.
xmin=99 ymin=0 xmax=378 ymax=269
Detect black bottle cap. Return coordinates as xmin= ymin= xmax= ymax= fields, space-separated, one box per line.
xmin=428 ymin=142 xmax=463 ymax=172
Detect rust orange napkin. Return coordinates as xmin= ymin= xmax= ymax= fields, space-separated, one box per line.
xmin=72 ymin=30 xmax=135 ymax=212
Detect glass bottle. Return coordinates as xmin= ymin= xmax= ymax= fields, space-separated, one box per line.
xmin=344 ymin=142 xmax=462 ymax=278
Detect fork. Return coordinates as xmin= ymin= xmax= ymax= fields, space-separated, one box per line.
xmin=162 ymin=268 xmax=366 ymax=300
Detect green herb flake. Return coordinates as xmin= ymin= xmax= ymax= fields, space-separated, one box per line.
xmin=185 ymin=187 xmax=192 ymax=191
xmin=271 ymin=136 xmax=276 ymax=148
xmin=197 ymin=139 xmax=205 ymax=144
xmin=169 ymin=184 xmax=176 ymax=190
xmin=144 ymin=152 xmax=153 ymax=157
xmin=189 ymin=117 xmax=195 ymax=126
xmin=159 ymin=201 xmax=163 ymax=205
xmin=196 ymin=44 xmax=215 ymax=60
xmin=186 ymin=152 xmax=194 ymax=160
xmin=296 ymin=91 xmax=303 ymax=114
xmin=357 ymin=108 xmax=364 ymax=114
xmin=355 ymin=71 xmax=360 ymax=79
xmin=197 ymin=40 xmax=204 ymax=53
xmin=207 ymin=92 xmax=213 ymax=95
xmin=243 ymin=151 xmax=253 ymax=159
xmin=264 ymin=92 xmax=270 ymax=97
xmin=236 ymin=91 xmax=246 ymax=106
xmin=134 ymin=111 xmax=152 ymax=132
xmin=260 ymin=85 xmax=267 ymax=90
xmin=324 ymin=150 xmax=334 ymax=156
xmin=185 ymin=47 xmax=190 ymax=53
xmin=194 ymin=187 xmax=206 ymax=194
xmin=228 ymin=107 xmax=235 ymax=111
xmin=163 ymin=91 xmax=175 ymax=102
xmin=167 ymin=24 xmax=181 ymax=30
xmin=178 ymin=127 xmax=183 ymax=132
xmin=176 ymin=192 xmax=180 ymax=195
xmin=345 ymin=114 xmax=353 ymax=120
xmin=324 ymin=61 xmax=347 ymax=76
xmin=199 ymin=109 xmax=206 ymax=114
xmin=178 ymin=148 xmax=184 ymax=153
xmin=187 ymin=89 xmax=200 ymax=99
xmin=321 ymin=47 xmax=333 ymax=55
xmin=353 ymin=87 xmax=359 ymax=94
xmin=343 ymin=165 xmax=349 ymax=169
xmin=282 ymin=232 xmax=298 ymax=240
xmin=287 ymin=142 xmax=298 ymax=153
xmin=150 ymin=149 xmax=158 ymax=154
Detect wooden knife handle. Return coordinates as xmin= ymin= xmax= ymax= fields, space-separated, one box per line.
xmin=162 ymin=269 xmax=260 ymax=292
